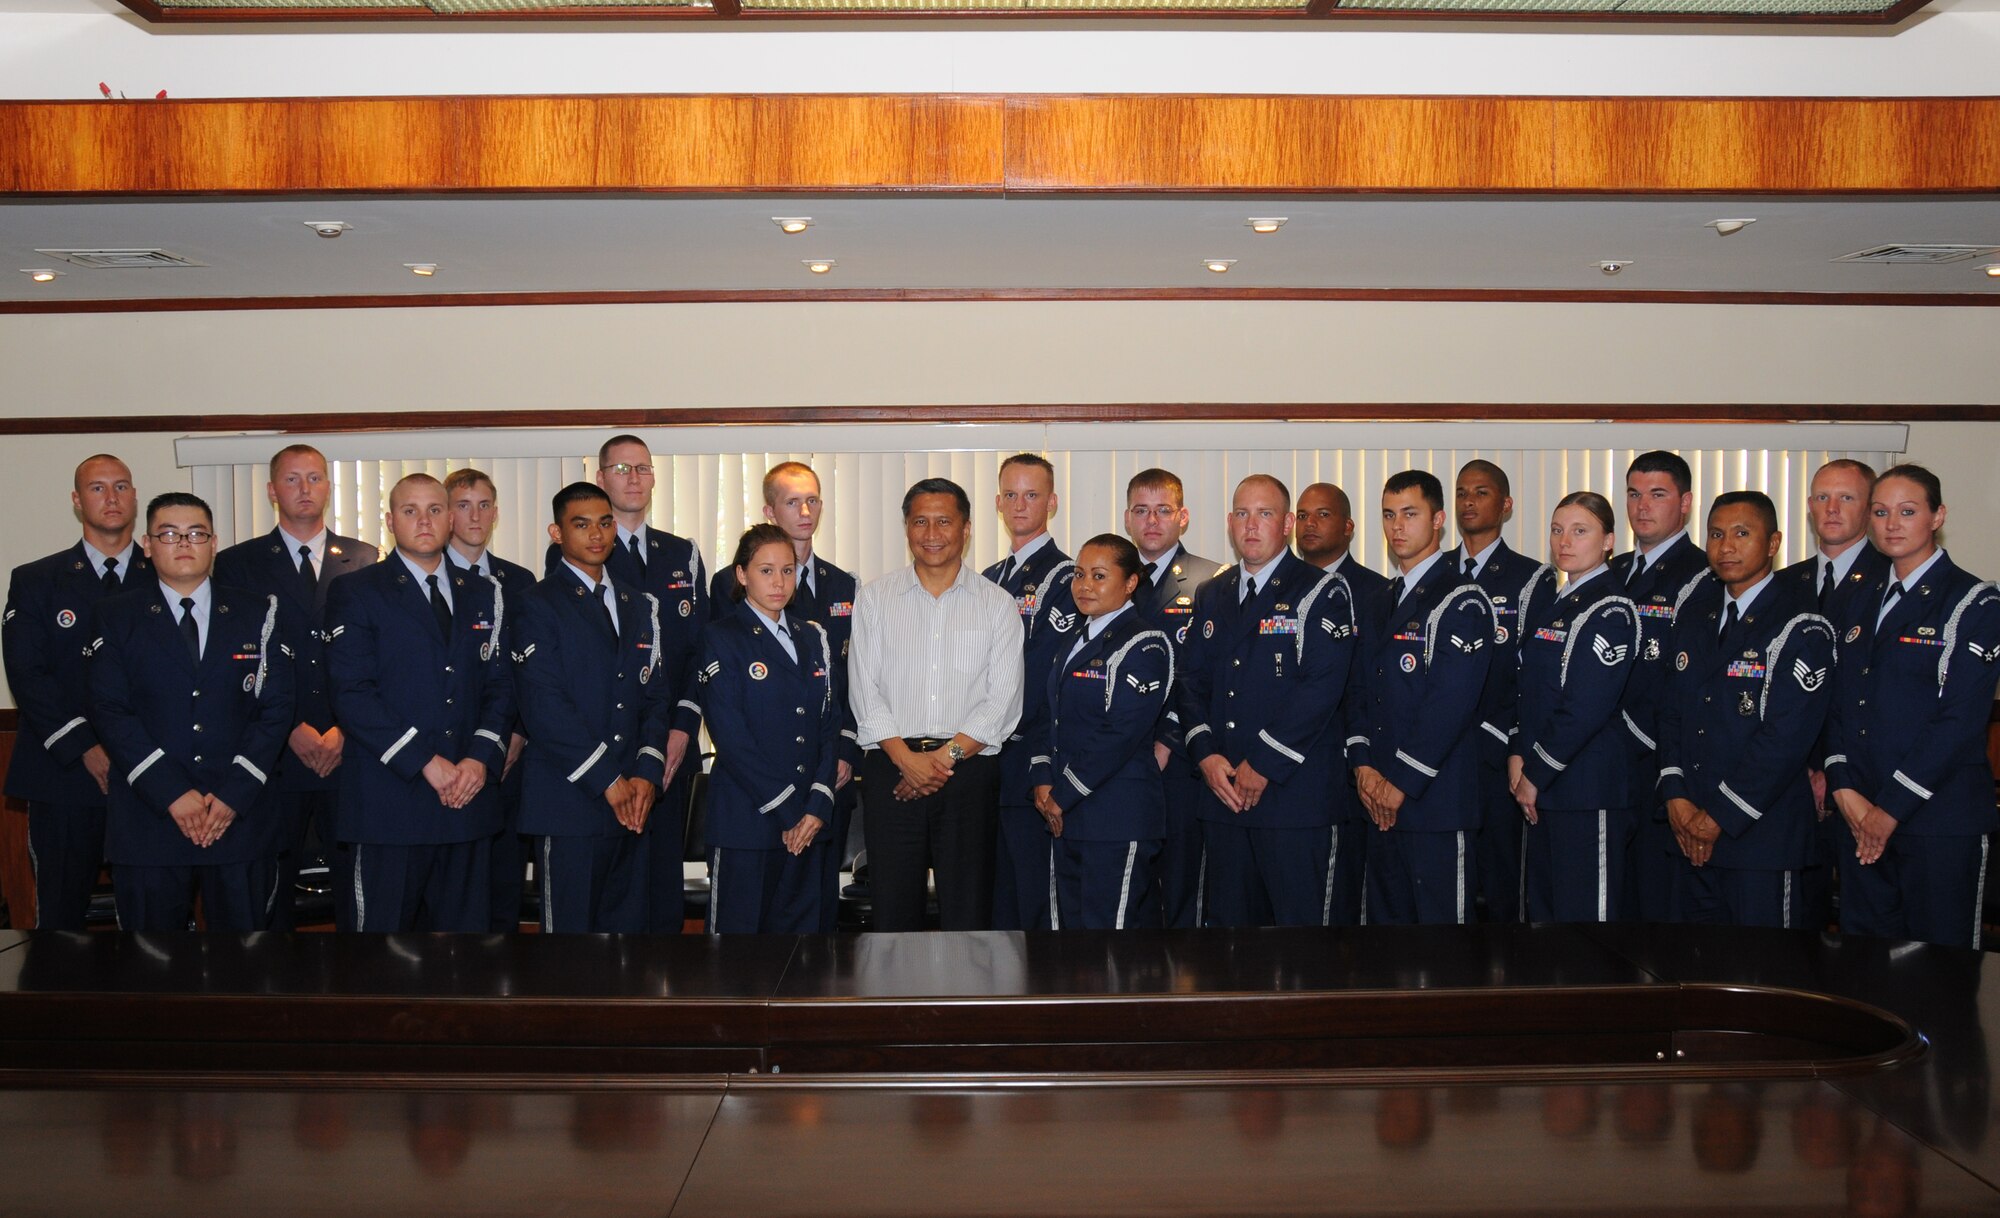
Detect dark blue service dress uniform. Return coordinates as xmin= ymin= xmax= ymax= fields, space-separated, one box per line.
xmin=1607 ymin=533 xmax=1711 ymax=922
xmin=214 ymin=527 xmax=379 ymax=930
xmin=2 ymin=542 xmax=151 ymax=929
xmin=547 ymin=527 xmax=705 ymax=932
xmin=1509 ymin=568 xmax=1641 ymax=923
xmin=1779 ymin=544 xmax=1892 ymax=931
xmin=1824 ymin=552 xmax=2000 ymax=949
xmin=1323 ymin=553 xmax=1391 ymax=927
xmin=711 ymin=554 xmax=861 ymax=932
xmin=1452 ymin=539 xmax=1552 ymax=924
xmin=1177 ymin=550 xmax=1357 ymax=928
xmin=1348 ymin=556 xmax=1496 ymax=926
xmin=692 ymin=599 xmax=842 ymax=934
xmin=86 ymin=583 xmax=295 ymax=932
xmin=1656 ymin=575 xmax=1837 ymax=928
xmin=983 ymin=539 xmax=1082 ymax=931
xmin=324 ymin=557 xmax=516 ymax=933
xmin=443 ymin=548 xmax=539 ymax=932
xmin=1132 ymin=544 xmax=1226 ymax=930
xmin=513 ymin=566 xmax=674 ymax=933
xmin=1028 ymin=606 xmax=1174 ymax=930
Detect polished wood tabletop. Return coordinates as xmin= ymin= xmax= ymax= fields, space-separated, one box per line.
xmin=0 ymin=923 xmax=1991 ymax=1216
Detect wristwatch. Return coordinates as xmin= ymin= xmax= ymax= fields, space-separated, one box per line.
xmin=946 ymin=742 xmax=967 ymax=761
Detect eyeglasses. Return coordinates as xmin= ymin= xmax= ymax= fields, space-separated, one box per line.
xmin=150 ymin=529 xmax=215 ymax=547
xmin=599 ymin=463 xmax=654 ymax=477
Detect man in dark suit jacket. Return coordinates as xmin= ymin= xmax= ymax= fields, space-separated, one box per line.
xmin=1606 ymin=450 xmax=1711 ymax=923
xmin=1779 ymin=458 xmax=1890 ymax=930
xmin=543 ymin=436 xmax=705 ymax=932
xmin=1448 ymin=460 xmax=1553 ymax=925
xmin=1128 ymin=466 xmax=1225 ymax=928
xmin=212 ymin=443 xmax=380 ymax=930
xmin=87 ymin=492 xmax=294 ymax=933
xmin=518 ymin=482 xmax=675 ymax=933
xmin=443 ymin=468 xmax=539 ymax=932
xmin=1297 ymin=480 xmax=1388 ymax=927
xmin=708 ymin=461 xmax=860 ymax=932
xmin=325 ymin=474 xmax=515 ymax=933
xmin=2 ymin=454 xmax=151 ymax=928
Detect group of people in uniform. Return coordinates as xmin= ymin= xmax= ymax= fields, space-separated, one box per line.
xmin=5 ymin=438 xmax=1996 ymax=950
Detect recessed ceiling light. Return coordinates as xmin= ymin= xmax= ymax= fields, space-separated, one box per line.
xmin=405 ymin=263 xmax=438 ymax=277
xmin=305 ymin=221 xmax=350 ymax=239
xmin=1707 ymin=218 xmax=1758 ymax=236
xmin=1982 ymin=264 xmax=2000 ymax=278
xmin=20 ymin=268 xmax=62 ymax=282
xmin=1598 ymin=260 xmax=1632 ymax=276
xmin=1204 ymin=259 xmax=1236 ymax=274
xmin=804 ymin=259 xmax=836 ymax=274
xmin=773 ymin=217 xmax=814 ymax=235
xmin=1246 ymin=218 xmax=1287 ymax=234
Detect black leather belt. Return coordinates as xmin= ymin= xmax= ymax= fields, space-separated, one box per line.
xmin=903 ymin=737 xmax=952 ymax=752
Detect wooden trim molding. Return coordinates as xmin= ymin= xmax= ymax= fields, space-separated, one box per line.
xmin=4 ymin=94 xmax=1999 ymax=197
xmin=3 ymin=287 xmax=1998 ymax=316
xmin=0 ymin=402 xmax=1993 ymax=439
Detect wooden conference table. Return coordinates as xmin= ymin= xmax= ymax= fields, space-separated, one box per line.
xmin=0 ymin=922 xmax=1990 ymax=1215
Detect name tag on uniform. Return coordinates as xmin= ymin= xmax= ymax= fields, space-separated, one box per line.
xmin=1534 ymin=628 xmax=1567 ymax=644
xmin=1259 ymin=617 xmax=1300 ymax=635
xmin=828 ymin=601 xmax=853 ymax=617
xmin=1725 ymin=660 xmax=1766 ymax=679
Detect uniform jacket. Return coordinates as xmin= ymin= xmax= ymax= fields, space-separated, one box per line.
xmin=1453 ymin=539 xmax=1552 ymax=769
xmin=1824 ymin=552 xmax=2000 ymax=835
xmin=86 ymin=583 xmax=294 ymax=867
xmin=214 ymin=527 xmax=379 ymax=792
xmin=710 ymin=554 xmax=861 ymax=768
xmin=512 ymin=567 xmax=673 ymax=838
xmin=1657 ymin=574 xmax=1836 ymax=869
xmin=1133 ymin=545 xmax=1225 ymax=754
xmin=1177 ymin=550 xmax=1357 ymax=829
xmin=985 ymin=540 xmax=1085 ymax=803
xmin=1781 ymin=545 xmax=1892 ymax=638
xmin=1028 ymin=608 xmax=1174 ymax=841
xmin=2 ymin=542 xmax=153 ymax=804
xmin=323 ymin=557 xmax=516 ymax=845
xmin=1511 ymin=571 xmax=1641 ymax=810
xmin=1346 ymin=555 xmax=1496 ymax=833
xmin=693 ymin=599 xmax=841 ymax=849
xmin=546 ymin=528 xmax=705 ymax=739
xmin=1608 ymin=533 xmax=1711 ymax=803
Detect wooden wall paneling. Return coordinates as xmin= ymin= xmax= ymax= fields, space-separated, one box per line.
xmin=456 ymin=98 xmax=601 ymax=190
xmin=1552 ymin=98 xmax=2000 ymax=193
xmin=751 ymin=95 xmax=1005 ymax=190
xmin=596 ymin=96 xmax=759 ymax=188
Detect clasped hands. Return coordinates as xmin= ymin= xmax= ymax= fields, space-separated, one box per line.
xmin=889 ymin=738 xmax=981 ymax=801
xmin=1506 ymin=755 xmax=1539 ymax=826
xmin=1030 ymin=783 xmax=1063 ymax=837
xmin=1830 ymin=787 xmax=1899 ymax=865
xmin=603 ymin=775 xmax=658 ymax=832
xmin=423 ymin=755 xmax=489 ymax=809
xmin=167 ymin=789 xmax=239 ymax=848
xmin=288 ymin=723 xmax=345 ymax=779
xmin=1665 ymin=797 xmax=1722 ymax=867
xmin=1351 ymin=765 xmax=1405 ymax=829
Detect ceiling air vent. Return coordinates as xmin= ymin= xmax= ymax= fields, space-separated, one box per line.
xmin=1832 ymin=244 xmax=2000 ymax=265
xmin=33 ymin=248 xmax=206 ymax=269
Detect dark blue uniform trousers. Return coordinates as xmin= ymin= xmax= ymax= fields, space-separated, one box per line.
xmin=1474 ymin=762 xmax=1524 ymax=924
xmin=1678 ymin=864 xmax=1804 ymax=930
xmin=811 ymin=782 xmax=858 ymax=933
xmin=26 ymin=801 xmax=106 ymax=930
xmin=707 ymin=843 xmax=823 ymax=935
xmin=641 ymin=766 xmax=694 ymax=933
xmin=1200 ymin=821 xmax=1340 ymax=928
xmin=992 ymin=802 xmax=1054 ymax=931
xmin=1157 ymin=753 xmax=1205 ymax=930
xmin=1364 ymin=829 xmax=1471 ymax=926
xmin=341 ymin=839 xmax=490 ymax=933
xmin=113 ymin=858 xmax=278 ymax=934
xmin=487 ymin=765 xmax=529 ymax=932
xmin=1523 ymin=808 xmax=1634 ymax=924
xmin=271 ymin=788 xmax=343 ymax=932
xmin=1840 ymin=831 xmax=1991 ymax=952
xmin=1632 ymin=813 xmax=1681 ymax=923
xmin=540 ymin=833 xmax=650 ymax=934
xmin=1052 ymin=837 xmax=1160 ymax=930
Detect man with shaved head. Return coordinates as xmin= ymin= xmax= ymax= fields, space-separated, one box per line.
xmin=3 ymin=454 xmax=152 ymax=927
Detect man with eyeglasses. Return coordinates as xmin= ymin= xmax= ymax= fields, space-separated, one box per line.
xmin=544 ymin=435 xmax=705 ymax=932
xmin=87 ymin=493 xmax=295 ymax=932
xmin=215 ymin=443 xmax=380 ymax=930
xmin=3 ymin=454 xmax=151 ymax=928
xmin=1123 ymin=467 xmax=1224 ymax=929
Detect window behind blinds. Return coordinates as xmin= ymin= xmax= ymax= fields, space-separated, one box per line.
xmin=182 ymin=421 xmax=1906 ymax=583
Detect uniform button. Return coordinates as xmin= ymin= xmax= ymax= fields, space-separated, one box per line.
xmin=1703 ymin=696 xmax=1711 ymax=704
xmin=797 ymin=765 xmax=806 ymax=774
xmin=1862 ymin=667 xmax=1871 ymax=676
xmin=1227 ymin=691 xmax=1236 ymax=698
xmin=1226 ymin=721 xmax=1236 ymax=729
xmin=1858 ymin=700 xmax=1866 ymax=707
xmin=616 ymin=702 xmax=626 ymax=710
xmin=617 ymin=672 xmax=625 ymax=680
xmin=445 ymin=698 xmax=454 ymax=706
xmin=1231 ymin=659 xmax=1241 ymax=668
xmin=795 ymin=707 xmax=805 ymax=716
xmin=614 ymin=734 xmax=624 ymax=743
xmin=1859 ymin=729 xmax=1868 ymax=737
xmin=444 ymin=665 xmax=454 ymax=673
xmin=1696 ymin=729 xmax=1705 ymax=736
xmin=192 ymin=723 xmax=203 ymax=733
xmin=191 ymin=690 xmax=201 ymax=699
xmin=193 ymin=755 xmax=203 ymax=764
xmin=795 ymin=736 xmax=805 ymax=744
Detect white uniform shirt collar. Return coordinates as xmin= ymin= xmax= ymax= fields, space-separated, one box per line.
xmin=158 ymin=577 xmax=214 ymax=656
xmin=1639 ymin=528 xmax=1690 ymax=562
xmin=1009 ymin=532 xmax=1054 ymax=568
xmin=1146 ymin=543 xmax=1181 ymax=586
xmin=1889 ymin=547 xmax=1946 ymax=593
xmin=1396 ymin=549 xmax=1447 ymax=599
xmin=447 ymin=541 xmax=489 ymax=576
xmin=1724 ymin=571 xmax=1777 ymax=616
xmin=1459 ymin=537 xmax=1502 ymax=577
xmin=397 ymin=550 xmax=452 ymax=609
xmin=1821 ymin=544 xmax=1866 ymax=586
xmin=83 ymin=537 xmax=139 ymax=578
xmin=1563 ymin=563 xmax=1610 ymax=595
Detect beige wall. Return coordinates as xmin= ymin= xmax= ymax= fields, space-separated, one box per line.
xmin=2 ymin=298 xmax=1993 ymax=706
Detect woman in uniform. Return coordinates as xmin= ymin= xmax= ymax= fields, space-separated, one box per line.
xmin=695 ymin=523 xmax=842 ymax=934
xmin=1825 ymin=464 xmax=2000 ymax=949
xmin=1509 ymin=491 xmax=1643 ymax=923
xmin=1029 ymin=533 xmax=1174 ymax=930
